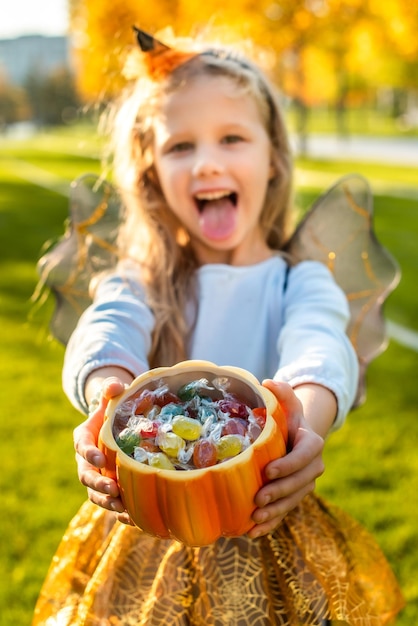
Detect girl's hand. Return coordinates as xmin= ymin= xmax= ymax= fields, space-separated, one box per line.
xmin=73 ymin=377 xmax=133 ymax=525
xmin=249 ymin=380 xmax=325 ymax=539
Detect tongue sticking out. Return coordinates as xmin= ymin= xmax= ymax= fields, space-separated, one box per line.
xmin=198 ymin=197 xmax=237 ymax=240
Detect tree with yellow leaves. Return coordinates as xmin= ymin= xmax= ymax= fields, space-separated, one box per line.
xmin=68 ymin=0 xmax=418 ymax=139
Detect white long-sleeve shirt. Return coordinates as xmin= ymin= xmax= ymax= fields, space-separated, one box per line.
xmin=63 ymin=256 xmax=359 ymax=430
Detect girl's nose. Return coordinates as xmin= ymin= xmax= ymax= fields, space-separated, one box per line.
xmin=192 ymin=146 xmax=224 ymax=178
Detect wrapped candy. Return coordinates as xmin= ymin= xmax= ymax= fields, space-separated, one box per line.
xmin=111 ymin=374 xmax=269 ymax=470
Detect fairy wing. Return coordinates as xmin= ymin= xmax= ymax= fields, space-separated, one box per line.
xmin=286 ymin=173 xmax=401 ymax=407
xmin=36 ymin=174 xmax=122 ymax=345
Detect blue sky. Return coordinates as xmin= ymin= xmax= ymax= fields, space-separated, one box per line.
xmin=0 ymin=0 xmax=68 ymax=38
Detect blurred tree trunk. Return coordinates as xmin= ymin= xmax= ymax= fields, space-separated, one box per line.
xmin=335 ymin=55 xmax=349 ymax=137
xmin=294 ymin=98 xmax=309 ymax=156
xmin=293 ymin=43 xmax=309 ymax=157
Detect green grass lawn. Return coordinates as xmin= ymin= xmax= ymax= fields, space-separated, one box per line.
xmin=286 ymin=104 xmax=418 ymax=137
xmin=1 ymin=128 xmax=417 ymax=625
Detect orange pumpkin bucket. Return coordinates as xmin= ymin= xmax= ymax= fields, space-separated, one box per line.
xmin=99 ymin=360 xmax=288 ymax=546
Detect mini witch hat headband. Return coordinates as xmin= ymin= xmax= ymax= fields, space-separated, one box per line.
xmin=132 ymin=26 xmax=255 ymax=80
xmin=132 ymin=26 xmax=198 ymax=79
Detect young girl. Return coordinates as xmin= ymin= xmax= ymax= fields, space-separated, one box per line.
xmin=32 ymin=28 xmax=404 ymax=625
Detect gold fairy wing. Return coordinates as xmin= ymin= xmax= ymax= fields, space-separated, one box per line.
xmin=36 ymin=174 xmax=122 ymax=345
xmin=286 ymin=174 xmax=401 ymax=407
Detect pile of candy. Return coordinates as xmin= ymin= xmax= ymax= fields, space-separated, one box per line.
xmin=112 ymin=377 xmax=267 ymax=470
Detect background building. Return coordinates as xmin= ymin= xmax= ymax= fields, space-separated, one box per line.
xmin=0 ymin=35 xmax=69 ymax=85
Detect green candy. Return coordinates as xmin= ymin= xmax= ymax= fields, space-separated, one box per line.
xmin=116 ymin=429 xmax=141 ymax=455
xmin=177 ymin=378 xmax=213 ymax=401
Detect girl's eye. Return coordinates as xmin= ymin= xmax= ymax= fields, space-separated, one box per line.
xmin=169 ymin=141 xmax=194 ymax=153
xmin=222 ymin=135 xmax=244 ymax=145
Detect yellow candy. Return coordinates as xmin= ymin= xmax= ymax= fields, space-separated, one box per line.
xmin=172 ymin=416 xmax=202 ymax=441
xmin=157 ymin=431 xmax=185 ymax=458
xmin=216 ymin=435 xmax=243 ymax=461
xmin=148 ymin=452 xmax=176 ymax=470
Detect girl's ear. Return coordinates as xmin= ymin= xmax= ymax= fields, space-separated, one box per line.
xmin=269 ymin=149 xmax=282 ymax=181
xmin=269 ymin=159 xmax=277 ymax=181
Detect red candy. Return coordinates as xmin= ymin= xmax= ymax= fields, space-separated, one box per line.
xmin=136 ymin=418 xmax=160 ymax=438
xmin=134 ymin=389 xmax=155 ymax=415
xmin=221 ymin=417 xmax=247 ymax=437
xmin=193 ymin=439 xmax=218 ymax=468
xmin=137 ymin=440 xmax=160 ymax=453
xmin=218 ymin=398 xmax=249 ymax=418
xmin=153 ymin=390 xmax=181 ymax=407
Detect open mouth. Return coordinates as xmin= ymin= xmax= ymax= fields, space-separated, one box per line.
xmin=193 ymin=190 xmax=239 ymax=240
xmin=194 ymin=190 xmax=238 ymax=213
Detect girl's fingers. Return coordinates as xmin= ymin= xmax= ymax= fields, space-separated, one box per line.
xmin=101 ymin=377 xmax=126 ymax=401
xmin=73 ymin=376 xmax=126 ymax=466
xmin=249 ymin=481 xmax=315 ymax=538
xmin=77 ymin=453 xmax=133 ymax=524
xmin=76 ymin=452 xmax=118 ymax=496
xmin=262 ymin=379 xmax=325 ymax=479
xmin=251 ymin=380 xmax=326 ymax=538
xmin=262 ymin=379 xmax=303 ymax=421
xmin=114 ymin=512 xmax=135 ymax=525
xmin=85 ymin=485 xmax=133 ymax=525
xmin=264 ymin=428 xmax=324 ymax=480
xmin=73 ymin=415 xmax=106 ymax=468
xmin=253 ymin=452 xmax=323 ymax=511
xmin=72 ymin=376 xmax=133 ymax=522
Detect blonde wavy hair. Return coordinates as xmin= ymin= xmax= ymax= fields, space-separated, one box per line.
xmin=101 ymin=45 xmax=294 ymax=368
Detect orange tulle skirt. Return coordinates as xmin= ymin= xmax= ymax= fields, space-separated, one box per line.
xmin=32 ymin=493 xmax=404 ymax=626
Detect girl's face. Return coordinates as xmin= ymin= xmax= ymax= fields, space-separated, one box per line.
xmin=153 ymin=74 xmax=275 ymax=265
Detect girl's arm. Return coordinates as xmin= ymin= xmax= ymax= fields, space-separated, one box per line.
xmin=293 ymin=382 xmax=337 ymax=438
xmin=63 ymin=269 xmax=154 ymax=414
xmin=73 ymin=368 xmax=135 ymax=524
xmin=249 ymin=380 xmax=335 ymax=539
xmin=65 ymin=270 xmax=154 ymax=522
xmin=276 ymin=261 xmax=359 ymax=432
xmin=247 ymin=263 xmax=358 ymax=537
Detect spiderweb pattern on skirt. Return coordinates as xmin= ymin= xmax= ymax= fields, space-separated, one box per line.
xmin=32 ymin=493 xmax=404 ymax=626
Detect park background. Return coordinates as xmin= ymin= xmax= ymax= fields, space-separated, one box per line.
xmin=1 ymin=1 xmax=418 ymax=624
